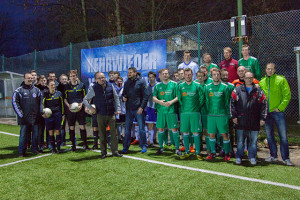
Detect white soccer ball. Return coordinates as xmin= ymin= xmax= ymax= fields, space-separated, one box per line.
xmin=70 ymin=102 xmax=80 ymax=112
xmin=87 ymin=104 xmax=96 ymax=115
xmin=43 ymin=108 xmax=52 ymax=118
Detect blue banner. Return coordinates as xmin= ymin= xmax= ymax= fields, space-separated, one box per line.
xmin=81 ymin=39 xmax=167 ymax=86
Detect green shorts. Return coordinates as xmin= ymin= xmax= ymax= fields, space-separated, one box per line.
xmin=156 ymin=112 xmax=179 ymax=129
xmin=207 ymin=115 xmax=228 ymax=134
xmin=180 ymin=112 xmax=202 ymax=133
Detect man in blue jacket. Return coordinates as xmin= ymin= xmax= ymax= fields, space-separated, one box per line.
xmin=12 ymin=73 xmax=43 ymax=157
xmin=122 ymin=67 xmax=149 ymax=153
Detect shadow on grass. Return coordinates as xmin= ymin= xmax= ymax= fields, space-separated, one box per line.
xmin=69 ymin=155 xmax=101 ymax=162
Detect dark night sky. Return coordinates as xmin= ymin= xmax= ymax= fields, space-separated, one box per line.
xmin=0 ymin=0 xmax=32 ymax=57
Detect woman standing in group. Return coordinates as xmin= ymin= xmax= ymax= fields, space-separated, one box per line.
xmin=41 ymin=80 xmax=64 ymax=153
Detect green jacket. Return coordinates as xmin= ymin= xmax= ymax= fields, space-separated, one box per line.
xmin=259 ymin=74 xmax=291 ymax=112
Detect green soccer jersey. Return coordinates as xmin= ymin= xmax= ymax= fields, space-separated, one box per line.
xmin=204 ymin=77 xmax=213 ymax=85
xmin=153 ymin=80 xmax=177 ymax=114
xmin=223 ymin=82 xmax=235 ymax=114
xmin=177 ymin=81 xmax=204 ymax=113
xmin=238 ymin=56 xmax=261 ymax=80
xmin=204 ymin=82 xmax=230 ymax=116
xmin=201 ymin=63 xmax=219 ymax=72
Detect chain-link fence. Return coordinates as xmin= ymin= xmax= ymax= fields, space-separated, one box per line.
xmin=1 ymin=10 xmax=299 ymax=121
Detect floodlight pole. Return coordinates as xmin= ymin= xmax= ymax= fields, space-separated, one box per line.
xmin=294 ymin=46 xmax=300 ymax=124
xmin=197 ymin=21 xmax=201 ymax=65
xmin=237 ymin=0 xmax=243 ymax=59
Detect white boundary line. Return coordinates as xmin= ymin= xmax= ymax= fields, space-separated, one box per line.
xmin=0 ymin=131 xmax=19 ymax=137
xmin=1 ymin=130 xmax=300 ymax=190
xmin=0 ymin=154 xmax=52 ymax=168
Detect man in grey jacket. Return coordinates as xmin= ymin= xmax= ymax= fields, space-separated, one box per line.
xmin=83 ymin=72 xmax=122 ymax=159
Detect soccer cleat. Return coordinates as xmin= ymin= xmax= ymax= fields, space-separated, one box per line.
xmin=71 ymin=146 xmax=77 ymax=152
xmin=225 ymin=154 xmax=231 ymax=162
xmin=265 ymin=156 xmax=278 ymax=162
xmin=141 ymin=147 xmax=147 ymax=153
xmin=112 ymin=152 xmax=123 ymax=157
xmin=190 ymin=146 xmax=195 ymax=153
xmin=122 ymin=149 xmax=128 ymax=154
xmin=170 ymin=144 xmax=176 ymax=150
xmin=283 ymin=159 xmax=294 ymax=166
xmin=218 ymin=150 xmax=225 ymax=157
xmin=179 ymin=146 xmax=185 ymax=152
xmin=156 ymin=148 xmax=164 ymax=155
xmin=180 ymin=153 xmax=190 ymax=160
xmin=250 ymin=158 xmax=257 ymax=165
xmin=131 ymin=139 xmax=139 ymax=145
xmin=206 ymin=153 xmax=216 ymax=160
xmin=148 ymin=143 xmax=154 ymax=147
xmin=92 ymin=145 xmax=98 ymax=150
xmin=197 ymin=154 xmax=203 ymax=161
xmin=175 ymin=149 xmax=182 ymax=156
xmin=163 ymin=144 xmax=169 ymax=150
xmin=83 ymin=145 xmax=90 ymax=150
xmin=236 ymin=158 xmax=242 ymax=165
xmin=52 ymin=149 xmax=58 ymax=154
xmin=19 ymin=154 xmax=25 ymax=158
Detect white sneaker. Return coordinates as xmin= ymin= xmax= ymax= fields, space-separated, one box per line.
xmin=250 ymin=158 xmax=257 ymax=165
xmin=265 ymin=156 xmax=278 ymax=162
xmin=283 ymin=159 xmax=294 ymax=166
xmin=236 ymin=158 xmax=242 ymax=165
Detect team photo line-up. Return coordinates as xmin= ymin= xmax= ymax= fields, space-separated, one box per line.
xmin=12 ymin=45 xmax=294 ymax=166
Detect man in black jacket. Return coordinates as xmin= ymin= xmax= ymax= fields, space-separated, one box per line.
xmin=122 ymin=67 xmax=148 ymax=153
xmin=12 ymin=73 xmax=43 ymax=157
xmin=83 ymin=72 xmax=122 ymax=159
xmin=230 ymin=72 xmax=267 ymax=165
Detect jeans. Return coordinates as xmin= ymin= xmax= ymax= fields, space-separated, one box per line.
xmin=236 ymin=129 xmax=258 ymax=160
xmin=123 ymin=109 xmax=146 ymax=150
xmin=265 ymin=112 xmax=289 ymax=160
xmin=19 ymin=124 xmax=39 ymax=154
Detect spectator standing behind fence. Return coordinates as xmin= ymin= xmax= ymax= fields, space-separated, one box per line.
xmin=12 ymin=73 xmax=43 ymax=157
xmin=259 ymin=63 xmax=294 ymax=166
xmin=220 ymin=47 xmax=238 ymax=83
xmin=232 ymin=66 xmax=259 ymax=88
xmin=122 ymin=67 xmax=149 ymax=154
xmin=178 ymin=50 xmax=199 ymax=80
xmin=200 ymin=53 xmax=219 ymax=77
xmin=238 ymin=44 xmax=261 ymax=80
xmin=83 ymin=72 xmax=122 ymax=159
xmin=231 ymin=72 xmax=267 ymax=165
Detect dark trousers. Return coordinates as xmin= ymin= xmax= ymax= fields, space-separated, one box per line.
xmin=97 ymin=114 xmax=118 ymax=154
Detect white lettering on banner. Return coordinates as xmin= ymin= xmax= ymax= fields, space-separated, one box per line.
xmin=106 ymin=57 xmax=112 ymax=72
xmin=134 ymin=54 xmax=142 ymax=70
xmin=86 ymin=53 xmax=158 ymax=73
xmin=149 ymin=53 xmax=157 ymax=69
xmin=142 ymin=53 xmax=149 ymax=70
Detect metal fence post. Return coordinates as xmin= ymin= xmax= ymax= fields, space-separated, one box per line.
xmin=70 ymin=42 xmax=73 ymax=71
xmin=121 ymin=34 xmax=124 ymax=44
xmin=294 ymin=46 xmax=300 ymax=124
xmin=2 ymin=54 xmax=4 ymax=71
xmin=34 ymin=49 xmax=37 ymax=71
xmin=237 ymin=0 xmax=243 ymax=59
xmin=197 ymin=21 xmax=201 ymax=65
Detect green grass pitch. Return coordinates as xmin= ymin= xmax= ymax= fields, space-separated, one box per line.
xmin=0 ymin=124 xmax=300 ymax=200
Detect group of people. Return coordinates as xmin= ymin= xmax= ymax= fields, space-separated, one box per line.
xmin=12 ymin=44 xmax=293 ymax=166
